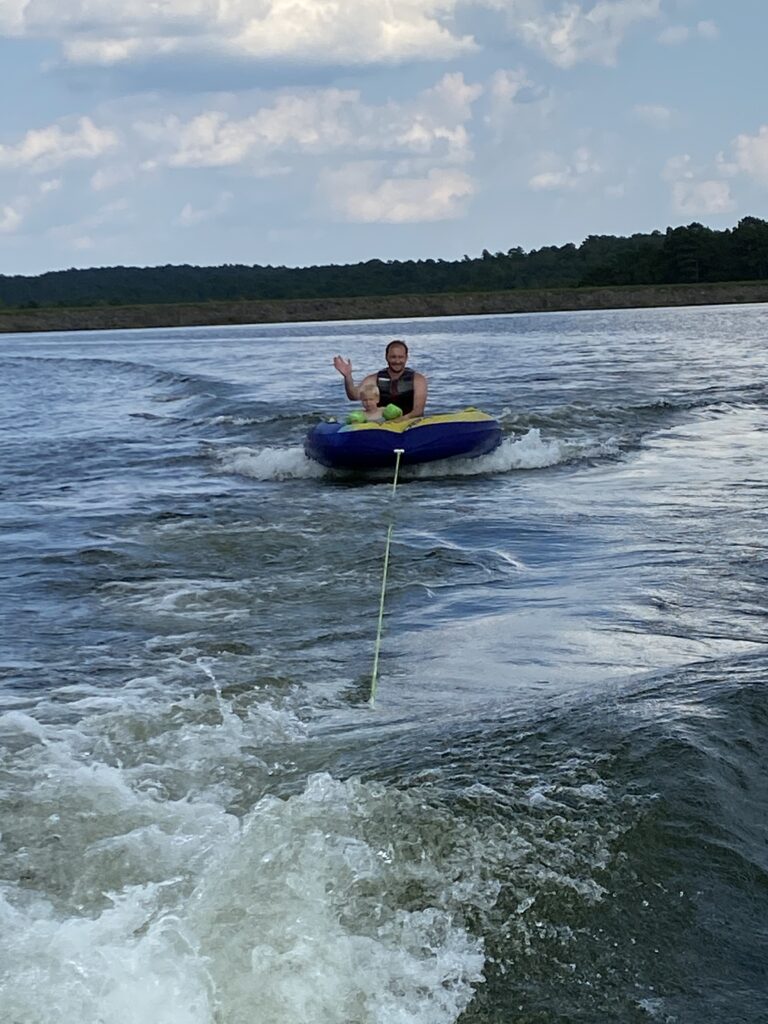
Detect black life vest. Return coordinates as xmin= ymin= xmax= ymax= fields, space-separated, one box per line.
xmin=376 ymin=367 xmax=415 ymax=414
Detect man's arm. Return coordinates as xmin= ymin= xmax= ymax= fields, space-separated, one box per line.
xmin=333 ymin=355 xmax=360 ymax=400
xmin=402 ymin=372 xmax=428 ymax=419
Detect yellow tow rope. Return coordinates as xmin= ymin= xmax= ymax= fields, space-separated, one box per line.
xmin=369 ymin=448 xmax=404 ymax=707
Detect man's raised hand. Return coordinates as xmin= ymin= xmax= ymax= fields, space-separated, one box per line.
xmin=333 ymin=355 xmax=352 ymax=378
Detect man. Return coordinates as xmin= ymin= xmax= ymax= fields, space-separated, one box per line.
xmin=333 ymin=340 xmax=428 ymax=419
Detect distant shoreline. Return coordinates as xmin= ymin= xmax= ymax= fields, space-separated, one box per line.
xmin=2 ymin=280 xmax=768 ymax=335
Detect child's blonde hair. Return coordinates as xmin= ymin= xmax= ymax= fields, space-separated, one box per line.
xmin=359 ymin=381 xmax=380 ymax=400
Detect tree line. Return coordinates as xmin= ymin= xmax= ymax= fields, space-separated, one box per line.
xmin=2 ymin=216 xmax=767 ymax=310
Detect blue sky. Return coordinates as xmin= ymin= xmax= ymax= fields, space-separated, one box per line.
xmin=0 ymin=0 xmax=766 ymax=276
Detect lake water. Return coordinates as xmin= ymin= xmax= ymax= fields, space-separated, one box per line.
xmin=1 ymin=304 xmax=767 ymax=1023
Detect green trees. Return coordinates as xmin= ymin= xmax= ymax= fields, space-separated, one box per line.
xmin=730 ymin=216 xmax=768 ymax=279
xmin=1 ymin=217 xmax=766 ymax=309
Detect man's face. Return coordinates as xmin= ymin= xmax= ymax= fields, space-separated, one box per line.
xmin=386 ymin=344 xmax=408 ymax=375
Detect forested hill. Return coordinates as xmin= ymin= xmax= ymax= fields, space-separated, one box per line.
xmin=2 ymin=216 xmax=768 ymax=310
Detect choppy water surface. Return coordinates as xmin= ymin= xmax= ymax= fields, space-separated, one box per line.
xmin=1 ymin=305 xmax=767 ymax=1022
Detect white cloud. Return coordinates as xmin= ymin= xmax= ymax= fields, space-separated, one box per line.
xmin=697 ymin=20 xmax=718 ymax=40
xmin=485 ymin=68 xmax=546 ymax=130
xmin=177 ymin=191 xmax=233 ymax=226
xmin=657 ymin=24 xmax=689 ymax=45
xmin=91 ymin=165 xmax=135 ymax=191
xmin=90 ymin=198 xmax=131 ymax=225
xmin=136 ymin=93 xmax=360 ymax=169
xmin=0 ymin=0 xmax=27 ymax=34
xmin=0 ymin=117 xmax=118 ymax=172
xmin=8 ymin=0 xmax=476 ymax=66
xmin=633 ymin=103 xmax=672 ymax=127
xmin=489 ymin=68 xmax=532 ymax=106
xmin=528 ymin=169 xmax=566 ymax=190
xmin=662 ymin=153 xmax=734 ymax=215
xmin=0 ymin=202 xmax=24 ymax=233
xmin=529 ymin=145 xmax=602 ymax=190
xmin=487 ymin=0 xmax=661 ymax=69
xmin=139 ymin=74 xmax=481 ymax=170
xmin=323 ymin=163 xmax=474 ymax=222
xmin=671 ymin=179 xmax=734 ymax=215
xmin=712 ymin=125 xmax=768 ymax=188
xmin=389 ymin=73 xmax=482 ymax=161
xmin=730 ymin=125 xmax=768 ymax=186
xmin=714 ymin=151 xmax=738 ymax=178
xmin=658 ymin=18 xmax=718 ymax=45
xmin=234 ymin=0 xmax=476 ymax=63
xmin=1 ymin=0 xmax=672 ymax=72
xmin=0 ymin=179 xmax=63 ymax=236
xmin=421 ymin=71 xmax=484 ymax=124
xmin=661 ymin=153 xmax=692 ymax=181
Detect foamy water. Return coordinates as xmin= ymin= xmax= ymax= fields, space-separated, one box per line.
xmin=214 ymin=429 xmax=577 ymax=483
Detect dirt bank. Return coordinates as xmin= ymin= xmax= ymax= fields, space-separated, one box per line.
xmin=2 ymin=280 xmax=768 ymax=335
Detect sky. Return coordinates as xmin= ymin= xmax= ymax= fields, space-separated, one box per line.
xmin=0 ymin=0 xmax=767 ymax=277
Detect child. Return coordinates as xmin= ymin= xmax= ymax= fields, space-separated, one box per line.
xmin=346 ymin=383 xmax=403 ymax=424
xmin=359 ymin=381 xmax=384 ymax=421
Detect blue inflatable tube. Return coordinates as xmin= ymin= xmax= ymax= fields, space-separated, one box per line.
xmin=305 ymin=408 xmax=502 ymax=470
